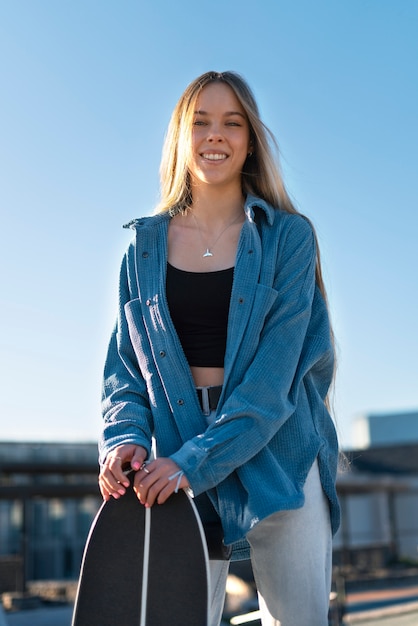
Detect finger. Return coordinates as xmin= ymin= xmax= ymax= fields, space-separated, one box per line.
xmin=146 ymin=471 xmax=186 ymax=506
xmin=99 ymin=473 xmax=125 ymax=499
xmin=133 ymin=459 xmax=154 ymax=488
xmin=155 ymin=480 xmax=176 ymax=505
xmin=100 ymin=458 xmax=129 ymax=498
xmin=139 ymin=468 xmax=183 ymax=507
xmin=108 ymin=455 xmax=131 ymax=486
xmin=131 ymin=449 xmax=147 ymax=471
xmin=133 ymin=465 xmax=163 ymax=506
xmin=156 ymin=472 xmax=189 ymax=504
xmin=98 ymin=473 xmax=116 ymax=501
xmin=142 ymin=477 xmax=169 ymax=507
xmin=99 ymin=483 xmax=115 ymax=502
xmin=133 ymin=469 xmax=152 ymax=504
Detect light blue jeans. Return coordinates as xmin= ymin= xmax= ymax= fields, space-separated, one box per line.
xmin=208 ymin=459 xmax=332 ymax=626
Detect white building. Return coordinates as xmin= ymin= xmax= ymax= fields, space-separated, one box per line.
xmin=333 ymin=444 xmax=418 ymax=566
xmin=353 ymin=409 xmax=418 ymax=448
xmin=334 ymin=408 xmax=418 ymax=567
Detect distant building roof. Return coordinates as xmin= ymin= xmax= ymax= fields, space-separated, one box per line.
xmin=353 ymin=410 xmax=418 ymax=448
xmin=345 ymin=443 xmax=418 ymax=475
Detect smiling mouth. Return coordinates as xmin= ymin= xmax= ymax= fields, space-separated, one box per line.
xmin=201 ymin=153 xmax=228 ymax=161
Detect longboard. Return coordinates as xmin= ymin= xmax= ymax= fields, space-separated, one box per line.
xmin=72 ymin=473 xmax=209 ymax=626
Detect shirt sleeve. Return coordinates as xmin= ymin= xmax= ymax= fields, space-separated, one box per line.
xmin=99 ymin=247 xmax=154 ymax=465
xmin=170 ymin=215 xmax=334 ymax=494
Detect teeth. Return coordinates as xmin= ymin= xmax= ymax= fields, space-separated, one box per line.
xmin=202 ymin=153 xmax=227 ymax=161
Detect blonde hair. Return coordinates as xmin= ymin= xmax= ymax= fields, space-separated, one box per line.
xmin=155 ymin=71 xmax=331 ymax=320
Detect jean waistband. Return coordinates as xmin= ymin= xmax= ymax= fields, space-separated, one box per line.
xmin=196 ymin=385 xmax=222 ymax=415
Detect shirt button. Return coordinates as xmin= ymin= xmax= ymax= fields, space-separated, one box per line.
xmin=239 ymin=297 xmax=244 ymax=304
xmin=177 ymin=399 xmax=184 ymax=406
xmin=142 ymin=251 xmax=149 ymax=258
xmin=159 ymin=350 xmax=166 ymax=357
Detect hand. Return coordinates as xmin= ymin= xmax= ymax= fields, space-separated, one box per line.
xmin=134 ymin=458 xmax=190 ymax=507
xmin=99 ymin=444 xmax=148 ymax=501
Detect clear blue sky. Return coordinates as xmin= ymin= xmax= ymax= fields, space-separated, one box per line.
xmin=1 ymin=1 xmax=417 ymax=448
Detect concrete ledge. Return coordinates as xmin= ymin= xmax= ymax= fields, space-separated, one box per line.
xmin=344 ymin=600 xmax=418 ymax=623
xmin=27 ymin=581 xmax=78 ymax=604
xmin=1 ymin=593 xmax=41 ymax=612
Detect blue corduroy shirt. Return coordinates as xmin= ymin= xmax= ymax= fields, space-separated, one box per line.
xmin=100 ymin=195 xmax=340 ymax=559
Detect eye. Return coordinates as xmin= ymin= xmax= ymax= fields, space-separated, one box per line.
xmin=225 ymin=121 xmax=241 ymax=127
xmin=193 ymin=119 xmax=206 ymax=126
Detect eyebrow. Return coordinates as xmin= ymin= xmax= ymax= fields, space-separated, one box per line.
xmin=194 ymin=109 xmax=246 ymax=119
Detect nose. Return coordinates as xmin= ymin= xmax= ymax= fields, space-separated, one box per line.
xmin=208 ymin=134 xmax=224 ymax=143
xmin=207 ymin=123 xmax=224 ymax=142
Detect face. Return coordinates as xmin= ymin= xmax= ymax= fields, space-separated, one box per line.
xmin=188 ymin=82 xmax=251 ymax=191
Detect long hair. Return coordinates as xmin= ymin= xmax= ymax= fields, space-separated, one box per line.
xmin=156 ymin=70 xmax=294 ymax=215
xmin=155 ymin=71 xmax=332 ymax=327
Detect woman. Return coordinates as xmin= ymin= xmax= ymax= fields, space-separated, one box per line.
xmin=98 ymin=71 xmax=340 ymax=626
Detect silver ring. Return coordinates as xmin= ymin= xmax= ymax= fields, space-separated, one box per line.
xmin=114 ymin=456 xmax=122 ymax=461
xmin=142 ymin=465 xmax=150 ymax=474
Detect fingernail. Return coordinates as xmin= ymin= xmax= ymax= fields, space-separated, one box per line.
xmin=132 ymin=461 xmax=140 ymax=470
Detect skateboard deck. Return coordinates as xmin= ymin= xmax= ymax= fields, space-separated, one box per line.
xmin=72 ymin=474 xmax=209 ymax=626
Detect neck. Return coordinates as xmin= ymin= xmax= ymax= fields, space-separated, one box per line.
xmin=191 ymin=184 xmax=245 ymax=225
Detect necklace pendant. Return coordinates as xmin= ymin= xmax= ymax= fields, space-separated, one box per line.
xmin=203 ymin=249 xmax=213 ymax=258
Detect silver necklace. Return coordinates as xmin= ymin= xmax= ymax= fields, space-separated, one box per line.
xmin=192 ymin=212 xmax=243 ymax=258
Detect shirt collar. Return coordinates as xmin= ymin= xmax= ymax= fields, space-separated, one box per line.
xmin=124 ymin=195 xmax=276 ymax=230
xmin=244 ymin=194 xmax=275 ymax=226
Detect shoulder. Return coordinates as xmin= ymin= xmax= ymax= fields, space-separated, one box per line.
xmin=121 ymin=213 xmax=169 ymax=268
xmin=246 ymin=195 xmax=314 ymax=243
xmin=123 ymin=212 xmax=170 ymax=232
xmin=262 ymin=210 xmax=316 ymax=260
xmin=274 ymin=209 xmax=314 ymax=239
xmin=123 ymin=213 xmax=170 ymax=258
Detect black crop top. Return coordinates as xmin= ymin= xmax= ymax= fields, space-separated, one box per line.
xmin=166 ymin=263 xmax=234 ymax=367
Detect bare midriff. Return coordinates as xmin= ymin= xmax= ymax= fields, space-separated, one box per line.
xmin=190 ymin=365 xmax=224 ymax=387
